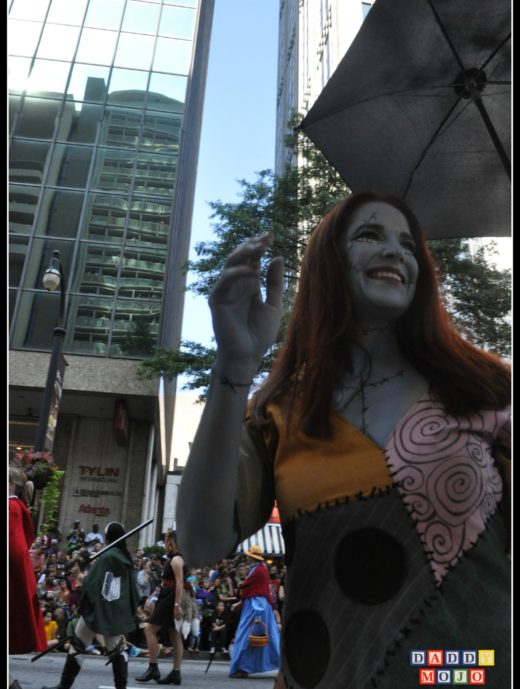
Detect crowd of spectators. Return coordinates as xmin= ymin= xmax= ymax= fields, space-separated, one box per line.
xmin=30 ymin=520 xmax=286 ymax=657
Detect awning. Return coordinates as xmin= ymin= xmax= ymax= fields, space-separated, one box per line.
xmin=236 ymin=522 xmax=285 ymax=557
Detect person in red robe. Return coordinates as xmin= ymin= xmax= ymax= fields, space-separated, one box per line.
xmin=9 ymin=465 xmax=47 ymax=688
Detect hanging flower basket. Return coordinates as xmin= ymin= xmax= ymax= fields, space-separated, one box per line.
xmin=31 ymin=461 xmax=54 ymax=489
xmin=11 ymin=450 xmax=65 ymax=536
xmin=13 ymin=449 xmax=59 ymax=489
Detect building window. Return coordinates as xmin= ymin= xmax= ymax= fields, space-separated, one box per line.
xmin=362 ymin=2 xmax=372 ymax=20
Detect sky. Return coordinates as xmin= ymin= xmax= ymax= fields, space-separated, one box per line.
xmin=180 ymin=1 xmax=279 ymax=352
xmin=170 ymin=1 xmax=280 ymax=463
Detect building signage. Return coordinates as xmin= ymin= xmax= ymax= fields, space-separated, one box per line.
xmin=45 ymin=353 xmax=68 ymax=453
xmin=67 ymin=462 xmax=126 ymax=526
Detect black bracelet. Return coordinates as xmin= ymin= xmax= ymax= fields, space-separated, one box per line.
xmin=211 ymin=369 xmax=253 ymax=393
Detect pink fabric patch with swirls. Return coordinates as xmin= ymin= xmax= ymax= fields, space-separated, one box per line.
xmin=385 ymin=397 xmax=510 ymax=584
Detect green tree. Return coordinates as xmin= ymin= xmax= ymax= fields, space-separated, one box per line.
xmin=429 ymin=239 xmax=511 ymax=357
xmin=120 ymin=317 xmax=158 ymax=357
xmin=137 ymin=123 xmax=510 ymax=394
xmin=138 ymin=341 xmax=217 ymax=402
xmin=39 ymin=468 xmax=65 ymax=537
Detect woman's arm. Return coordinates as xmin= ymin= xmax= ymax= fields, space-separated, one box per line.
xmin=172 ymin=555 xmax=185 ymax=621
xmin=177 ymin=234 xmax=284 ymax=565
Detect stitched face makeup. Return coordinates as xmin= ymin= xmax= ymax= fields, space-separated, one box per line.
xmin=342 ymin=201 xmax=419 ymax=325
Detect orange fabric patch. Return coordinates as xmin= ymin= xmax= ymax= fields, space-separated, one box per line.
xmin=265 ymin=402 xmax=393 ymax=521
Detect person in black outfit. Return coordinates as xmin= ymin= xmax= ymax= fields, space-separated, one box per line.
xmin=208 ymin=601 xmax=229 ymax=654
xmin=135 ymin=530 xmax=184 ymax=685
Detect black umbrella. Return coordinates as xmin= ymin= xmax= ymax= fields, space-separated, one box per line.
xmin=299 ymin=0 xmax=510 ymax=240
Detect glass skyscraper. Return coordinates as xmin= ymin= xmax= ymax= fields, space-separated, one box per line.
xmin=8 ymin=0 xmax=214 ymax=543
xmin=10 ymin=0 xmax=201 ymax=357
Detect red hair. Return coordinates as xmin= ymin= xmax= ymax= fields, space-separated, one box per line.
xmin=252 ymin=192 xmax=510 ymax=438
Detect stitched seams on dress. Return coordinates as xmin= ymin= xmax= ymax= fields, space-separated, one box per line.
xmin=236 ymin=395 xmax=510 ymax=689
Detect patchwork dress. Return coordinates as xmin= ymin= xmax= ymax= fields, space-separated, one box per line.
xmin=235 ymin=394 xmax=511 ymax=689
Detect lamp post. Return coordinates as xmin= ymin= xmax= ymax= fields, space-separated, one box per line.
xmin=34 ymin=250 xmax=67 ymax=453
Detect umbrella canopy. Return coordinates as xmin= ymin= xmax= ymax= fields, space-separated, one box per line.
xmin=299 ymin=0 xmax=510 ymax=240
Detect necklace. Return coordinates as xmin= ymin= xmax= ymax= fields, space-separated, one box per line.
xmin=335 ymin=369 xmax=405 ymax=436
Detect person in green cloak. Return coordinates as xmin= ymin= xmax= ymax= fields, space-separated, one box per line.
xmin=41 ymin=522 xmax=139 ymax=689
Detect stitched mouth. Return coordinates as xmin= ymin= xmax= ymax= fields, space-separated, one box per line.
xmin=366 ymin=268 xmax=405 ymax=285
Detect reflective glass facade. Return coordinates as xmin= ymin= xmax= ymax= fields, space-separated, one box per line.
xmin=9 ymin=0 xmax=199 ymax=358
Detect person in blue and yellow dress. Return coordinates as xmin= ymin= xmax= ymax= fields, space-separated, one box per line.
xmin=229 ymin=545 xmax=280 ymax=678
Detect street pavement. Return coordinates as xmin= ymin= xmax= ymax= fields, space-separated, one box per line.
xmin=9 ymin=653 xmax=278 ymax=688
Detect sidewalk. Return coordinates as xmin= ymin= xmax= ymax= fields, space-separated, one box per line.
xmin=132 ymin=647 xmax=231 ymax=663
xmin=183 ymin=648 xmax=231 ymax=663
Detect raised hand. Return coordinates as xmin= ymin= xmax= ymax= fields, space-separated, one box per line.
xmin=209 ymin=232 xmax=284 ymax=378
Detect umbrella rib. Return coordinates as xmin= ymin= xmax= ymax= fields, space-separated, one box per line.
xmin=300 ymin=84 xmax=463 ymax=128
xmin=479 ymin=33 xmax=511 ymax=72
xmin=473 ymin=97 xmax=511 ymax=179
xmin=426 ymin=0 xmax=465 ymax=71
xmin=402 ymin=96 xmax=462 ymax=199
xmin=403 ymin=88 xmax=510 ymax=198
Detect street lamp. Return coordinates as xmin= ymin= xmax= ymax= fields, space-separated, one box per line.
xmin=34 ymin=250 xmax=67 ymax=452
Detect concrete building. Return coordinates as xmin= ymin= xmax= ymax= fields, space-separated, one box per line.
xmin=275 ymin=0 xmax=373 ymax=174
xmin=8 ymin=0 xmax=214 ymax=548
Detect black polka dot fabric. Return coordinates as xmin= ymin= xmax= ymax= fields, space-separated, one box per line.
xmin=284 ymin=609 xmax=330 ymax=689
xmin=282 ymin=519 xmax=296 ymax=567
xmin=279 ymin=490 xmax=434 ymax=688
xmin=335 ymin=527 xmax=407 ymax=604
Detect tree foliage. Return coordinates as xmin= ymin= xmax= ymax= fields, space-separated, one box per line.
xmin=186 ymin=122 xmax=348 ymax=299
xmin=429 ymin=239 xmax=511 ymax=357
xmin=39 ymin=468 xmax=65 ymax=537
xmin=137 ymin=120 xmax=511 ymax=395
xmin=120 ymin=318 xmax=158 ymax=357
xmin=137 ymin=342 xmax=217 ymax=401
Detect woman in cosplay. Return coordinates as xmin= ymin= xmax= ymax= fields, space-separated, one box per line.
xmin=177 ymin=192 xmax=511 ymax=688
xmin=135 ymin=529 xmax=187 ymax=686
xmin=228 ymin=545 xmax=280 ymax=679
xmin=42 ymin=522 xmax=139 ymax=689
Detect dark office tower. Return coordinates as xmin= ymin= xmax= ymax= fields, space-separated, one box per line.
xmin=8 ymin=0 xmax=214 ymax=542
